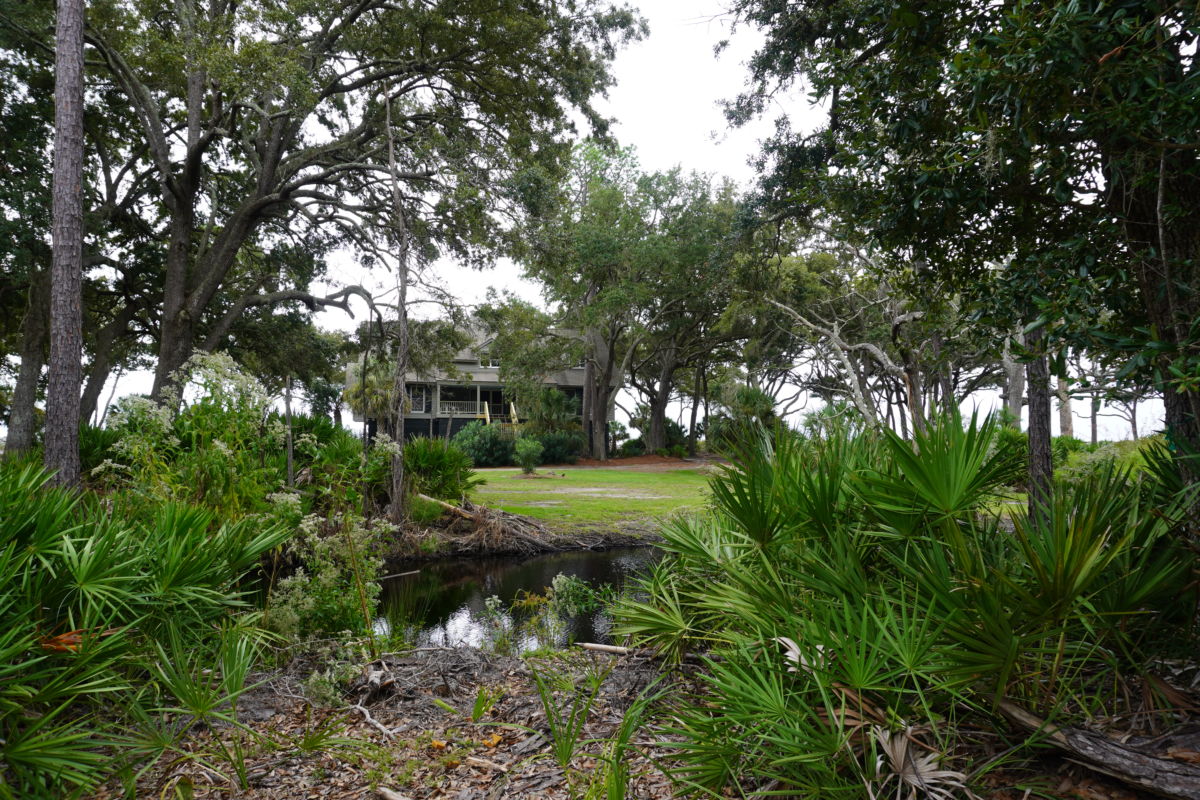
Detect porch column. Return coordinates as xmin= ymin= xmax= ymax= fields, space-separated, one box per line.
xmin=475 ymin=385 xmax=481 ymax=416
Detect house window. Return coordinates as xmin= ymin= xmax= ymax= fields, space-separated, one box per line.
xmin=481 ymin=353 xmax=499 ymax=368
xmin=406 ymin=384 xmax=429 ymax=413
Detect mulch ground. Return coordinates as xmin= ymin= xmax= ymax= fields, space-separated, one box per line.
xmin=91 ymin=647 xmax=678 ymax=800
xmin=86 ymin=644 xmax=1174 ymax=800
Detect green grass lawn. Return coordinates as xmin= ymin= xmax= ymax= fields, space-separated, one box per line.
xmin=469 ymin=466 xmax=712 ymax=529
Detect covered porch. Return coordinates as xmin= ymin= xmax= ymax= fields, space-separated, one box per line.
xmin=435 ymin=384 xmax=513 ymax=421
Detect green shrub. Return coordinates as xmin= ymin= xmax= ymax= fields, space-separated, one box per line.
xmin=104 ymin=353 xmax=281 ymax=515
xmin=0 ymin=463 xmax=289 ymax=796
xmin=536 ymin=430 xmax=585 ymax=464
xmin=266 ymin=514 xmax=387 ymax=639
xmin=991 ymin=424 xmax=1028 ymax=485
xmin=617 ymin=437 xmax=645 ymax=458
xmin=452 ymin=420 xmax=515 ymax=467
xmin=614 ymin=412 xmax=1192 ymax=795
xmin=403 ymin=437 xmax=483 ymax=501
xmin=78 ymin=423 xmax=121 ymax=474
xmin=287 ymin=412 xmax=345 ymax=448
xmin=1052 ymin=434 xmax=1087 ymax=467
xmin=515 ymin=437 xmax=545 ymax=474
xmin=1057 ymin=435 xmax=1164 ymax=489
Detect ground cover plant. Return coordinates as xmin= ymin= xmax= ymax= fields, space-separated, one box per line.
xmin=614 ymin=412 xmax=1195 ymax=797
xmin=0 ymin=355 xmax=502 ymax=794
xmin=0 ymin=463 xmax=291 ymax=798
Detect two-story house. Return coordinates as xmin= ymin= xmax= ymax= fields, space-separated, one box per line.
xmin=351 ymin=338 xmax=587 ymax=440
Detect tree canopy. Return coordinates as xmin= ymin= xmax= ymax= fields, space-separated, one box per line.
xmin=728 ymin=0 xmax=1200 ymax=452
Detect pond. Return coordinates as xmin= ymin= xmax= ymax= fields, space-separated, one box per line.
xmin=376 ymin=546 xmax=661 ymax=652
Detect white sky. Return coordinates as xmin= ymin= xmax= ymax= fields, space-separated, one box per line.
xmin=9 ymin=0 xmax=1160 ymax=441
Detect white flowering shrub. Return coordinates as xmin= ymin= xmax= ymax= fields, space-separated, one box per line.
xmin=103 ymin=352 xmax=282 ymax=514
xmin=266 ymin=514 xmax=390 ymax=639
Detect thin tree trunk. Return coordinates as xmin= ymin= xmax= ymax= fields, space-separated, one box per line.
xmin=285 ymin=376 xmax=294 ymax=488
xmin=1057 ymin=378 xmax=1074 ymax=439
xmin=687 ymin=364 xmax=702 ymax=456
xmin=1002 ymin=334 xmax=1026 ymax=429
xmin=386 ymin=98 xmax=410 ymax=525
xmin=1026 ymin=328 xmax=1053 ymax=521
xmin=5 ymin=269 xmax=50 ymax=458
xmin=45 ymin=0 xmax=85 ymax=487
xmin=897 ymin=383 xmax=910 ymax=440
xmin=98 ymin=366 xmax=122 ymax=427
xmin=1091 ymin=395 xmax=1099 ymax=445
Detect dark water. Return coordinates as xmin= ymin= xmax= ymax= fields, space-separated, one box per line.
xmin=377 ymin=547 xmax=661 ymax=651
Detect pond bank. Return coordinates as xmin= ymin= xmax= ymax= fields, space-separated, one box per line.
xmin=389 ymin=510 xmax=662 ymax=561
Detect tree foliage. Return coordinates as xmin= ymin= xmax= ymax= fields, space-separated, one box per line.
xmin=728 ymin=0 xmax=1200 ymax=455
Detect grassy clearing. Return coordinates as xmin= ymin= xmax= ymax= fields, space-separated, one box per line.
xmin=469 ymin=466 xmax=712 ymax=528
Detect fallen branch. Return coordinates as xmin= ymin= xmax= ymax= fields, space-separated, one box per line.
xmin=351 ymin=703 xmax=394 ymax=739
xmin=466 ymin=755 xmax=508 ymax=772
xmin=418 ymin=493 xmax=476 ymax=521
xmin=377 ymin=788 xmax=413 ymax=800
xmin=417 ymin=494 xmax=556 ymax=555
xmin=999 ymin=699 xmax=1200 ymax=800
xmin=578 ymin=642 xmax=630 ymax=655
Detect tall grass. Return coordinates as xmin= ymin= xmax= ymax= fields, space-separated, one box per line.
xmin=614 ymin=412 xmax=1195 ymax=796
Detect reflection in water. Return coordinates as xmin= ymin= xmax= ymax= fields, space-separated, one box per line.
xmin=377 ymin=547 xmax=661 ymax=652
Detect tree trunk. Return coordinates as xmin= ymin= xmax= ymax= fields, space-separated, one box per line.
xmin=581 ymin=357 xmax=595 ymax=458
xmin=1090 ymin=395 xmax=1099 ymax=445
xmin=645 ymin=349 xmax=678 ymax=452
xmin=79 ymin=305 xmax=136 ymax=424
xmin=1026 ymin=329 xmax=1053 ymax=521
xmin=285 ymin=376 xmax=294 ymax=487
xmin=5 ymin=270 xmax=50 ymax=458
xmin=1001 ymin=333 xmax=1025 ymax=429
xmin=585 ymin=327 xmax=612 ymax=461
xmin=1113 ymin=146 xmax=1200 ymax=487
xmin=1057 ymin=378 xmax=1074 ymax=439
xmin=386 ymin=99 xmax=410 ymax=526
xmin=687 ymin=364 xmax=702 ymax=456
xmin=45 ymin=0 xmax=85 ymax=487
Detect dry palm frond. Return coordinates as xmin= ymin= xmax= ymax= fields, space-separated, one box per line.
xmin=772 ymin=636 xmax=826 ymax=675
xmin=868 ymin=725 xmax=972 ymax=800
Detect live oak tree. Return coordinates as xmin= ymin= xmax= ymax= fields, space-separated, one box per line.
xmin=0 ymin=33 xmax=54 ymax=457
xmin=4 ymin=0 xmax=644 ymax=404
xmin=625 ymin=171 xmax=742 ymax=453
xmin=727 ymin=0 xmax=1200 ymax=502
xmin=519 ymin=143 xmax=655 ymax=459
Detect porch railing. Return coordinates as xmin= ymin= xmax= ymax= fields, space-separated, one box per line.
xmin=436 ymin=401 xmax=511 ymax=418
xmin=438 ymin=400 xmax=480 ymax=415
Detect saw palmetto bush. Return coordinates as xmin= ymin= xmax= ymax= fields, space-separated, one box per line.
xmin=0 ymin=464 xmax=290 ymax=799
xmin=614 ymin=412 xmax=1194 ymax=797
xmin=402 ymin=436 xmax=485 ymax=501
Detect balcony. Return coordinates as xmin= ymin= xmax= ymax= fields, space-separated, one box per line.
xmin=437 ymin=401 xmax=510 ymax=418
